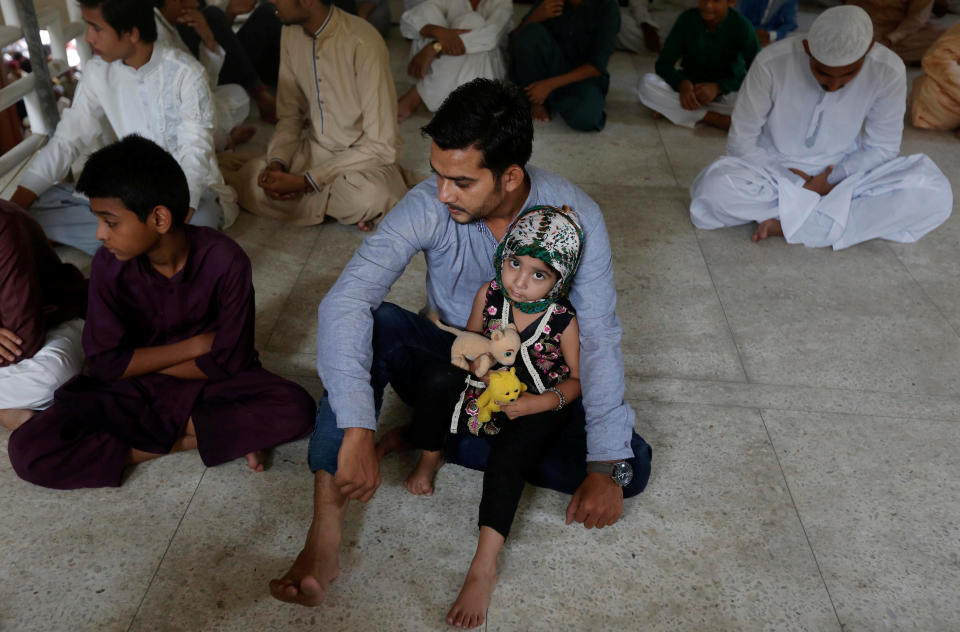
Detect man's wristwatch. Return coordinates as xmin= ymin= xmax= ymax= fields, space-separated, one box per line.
xmin=586 ymin=460 xmax=633 ymax=487
xmin=432 ymin=41 xmax=443 ymax=54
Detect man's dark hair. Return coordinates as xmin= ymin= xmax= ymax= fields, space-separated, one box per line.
xmin=421 ymin=78 xmax=533 ymax=179
xmin=78 ymin=0 xmax=158 ymax=43
xmin=76 ymin=135 xmax=189 ymax=225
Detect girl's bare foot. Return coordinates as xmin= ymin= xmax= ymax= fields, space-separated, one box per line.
xmin=404 ymin=450 xmax=443 ymax=495
xmin=530 ymin=102 xmax=551 ymax=122
xmin=446 ymin=568 xmax=496 ymax=628
xmin=357 ymin=220 xmax=375 ymax=232
xmin=246 ymin=450 xmax=265 ymax=472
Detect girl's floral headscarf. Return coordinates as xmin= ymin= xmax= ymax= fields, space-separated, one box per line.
xmin=494 ymin=205 xmax=584 ymax=314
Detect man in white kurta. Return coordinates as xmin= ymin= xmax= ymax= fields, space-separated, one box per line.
xmin=689 ymin=5 xmax=952 ymax=250
xmin=8 ymin=2 xmax=234 ymax=255
xmin=222 ymin=2 xmax=407 ymax=228
xmin=397 ymin=0 xmax=512 ymax=119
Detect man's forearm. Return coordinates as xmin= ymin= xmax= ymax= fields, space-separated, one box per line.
xmin=546 ymin=63 xmax=603 ymax=91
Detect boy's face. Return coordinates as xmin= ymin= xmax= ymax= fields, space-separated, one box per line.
xmin=698 ymin=0 xmax=733 ymax=26
xmin=803 ymin=40 xmax=870 ymax=92
xmin=91 ymin=197 xmax=161 ymax=261
xmin=429 ymin=142 xmax=508 ymax=225
xmin=269 ymin=0 xmax=311 ymax=26
xmin=82 ymin=4 xmax=137 ymax=63
xmin=501 ymin=254 xmax=558 ymax=304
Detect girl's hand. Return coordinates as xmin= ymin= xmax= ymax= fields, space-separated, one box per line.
xmin=497 ymin=393 xmax=551 ymax=419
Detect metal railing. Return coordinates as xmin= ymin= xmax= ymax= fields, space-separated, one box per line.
xmin=0 ymin=0 xmax=88 ymax=182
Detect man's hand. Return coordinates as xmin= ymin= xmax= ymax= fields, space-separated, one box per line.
xmin=524 ymin=79 xmax=556 ymax=105
xmin=693 ymin=82 xmax=720 ymax=105
xmin=756 ymin=29 xmax=771 ymax=45
xmin=258 ymin=163 xmax=307 ymax=200
xmin=432 ymin=27 xmax=466 ymax=55
xmin=789 ymin=166 xmax=836 ymax=196
xmin=566 ymin=472 xmax=624 ymax=529
xmin=335 ymin=428 xmax=381 ymax=502
xmin=177 ymin=8 xmax=217 ymax=52
xmin=407 ymin=45 xmax=439 ymax=79
xmin=528 ymin=0 xmax=564 ymax=23
xmin=9 ymin=186 xmax=38 ymax=210
xmin=0 ymin=328 xmax=24 ymax=363
xmin=678 ymin=80 xmax=701 ymax=110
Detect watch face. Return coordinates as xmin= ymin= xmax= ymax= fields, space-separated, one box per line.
xmin=612 ymin=461 xmax=633 ymax=487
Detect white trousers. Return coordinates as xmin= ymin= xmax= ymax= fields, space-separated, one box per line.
xmin=409 ymin=10 xmax=506 ymax=112
xmin=0 ymin=319 xmax=84 ymax=411
xmin=616 ymin=0 xmax=658 ymax=53
xmin=637 ymin=73 xmax=737 ymax=128
xmin=689 ymin=154 xmax=954 ymax=250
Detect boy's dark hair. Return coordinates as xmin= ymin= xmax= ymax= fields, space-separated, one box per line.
xmin=76 ymin=135 xmax=190 ymax=225
xmin=78 ymin=0 xmax=158 ymax=43
xmin=421 ymin=78 xmax=533 ymax=180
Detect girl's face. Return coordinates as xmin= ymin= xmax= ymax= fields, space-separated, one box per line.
xmin=501 ymin=255 xmax=558 ymax=304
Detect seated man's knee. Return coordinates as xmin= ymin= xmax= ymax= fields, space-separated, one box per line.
xmin=561 ymin=105 xmax=606 ymax=131
xmin=7 ymin=420 xmax=49 ymax=485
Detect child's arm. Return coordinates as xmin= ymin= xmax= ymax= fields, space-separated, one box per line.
xmin=466 ymin=283 xmax=493 ymax=377
xmin=120 ymin=333 xmax=216 ymax=380
xmin=498 ymin=316 xmax=582 ymax=419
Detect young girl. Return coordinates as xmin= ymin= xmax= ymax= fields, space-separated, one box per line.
xmin=406 ymin=205 xmax=584 ymax=629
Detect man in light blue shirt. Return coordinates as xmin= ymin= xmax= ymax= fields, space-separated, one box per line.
xmin=269 ymin=78 xmax=652 ymax=607
xmin=736 ymin=0 xmax=798 ymax=45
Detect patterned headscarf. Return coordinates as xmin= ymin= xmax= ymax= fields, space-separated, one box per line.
xmin=494 ymin=205 xmax=585 ymax=314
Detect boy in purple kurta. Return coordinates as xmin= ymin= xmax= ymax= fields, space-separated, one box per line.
xmin=8 ymin=136 xmax=315 ymax=489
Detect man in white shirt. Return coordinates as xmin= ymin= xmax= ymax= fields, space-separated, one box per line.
xmin=689 ymin=5 xmax=952 ymax=249
xmin=397 ymin=0 xmax=513 ymax=120
xmin=8 ymin=0 xmax=234 ymax=255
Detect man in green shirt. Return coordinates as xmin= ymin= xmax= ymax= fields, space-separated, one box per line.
xmin=509 ymin=0 xmax=621 ymax=131
xmin=637 ymin=0 xmax=760 ymax=130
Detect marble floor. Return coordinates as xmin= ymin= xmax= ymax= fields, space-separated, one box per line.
xmin=3 ymin=6 xmax=960 ymax=632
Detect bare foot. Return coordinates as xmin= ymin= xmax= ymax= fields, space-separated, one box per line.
xmin=446 ymin=568 xmax=496 ymax=629
xmin=700 ymin=111 xmax=731 ymax=131
xmin=375 ymin=425 xmax=414 ymax=461
xmin=650 ymin=110 xmax=664 ymax=120
xmin=357 ymin=220 xmax=375 ymax=232
xmin=227 ymin=125 xmax=257 ymax=150
xmin=0 ymin=408 xmax=35 ymax=431
xmin=246 ymin=450 xmax=265 ymax=472
xmin=404 ymin=450 xmax=444 ymax=496
xmin=751 ymin=218 xmax=784 ymax=242
xmin=253 ymin=86 xmax=278 ymax=123
xmin=269 ymin=544 xmax=340 ymax=607
xmin=398 ymin=86 xmax=423 ymax=122
xmin=530 ymin=102 xmax=551 ymax=122
xmin=641 ymin=22 xmax=661 ymax=53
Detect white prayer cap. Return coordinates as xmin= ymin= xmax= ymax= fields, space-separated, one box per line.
xmin=806 ymin=5 xmax=874 ymax=67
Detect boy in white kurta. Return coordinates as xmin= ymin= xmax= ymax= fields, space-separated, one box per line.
xmin=222 ymin=1 xmax=407 ymax=229
xmin=397 ymin=0 xmax=512 ymax=120
xmin=689 ymin=5 xmax=952 ymax=250
xmin=8 ymin=0 xmax=233 ymax=255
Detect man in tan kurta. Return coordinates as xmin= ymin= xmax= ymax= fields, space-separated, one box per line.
xmin=849 ymin=0 xmax=945 ymax=63
xmin=222 ymin=0 xmax=407 ymax=229
xmin=910 ymin=22 xmax=960 ymax=134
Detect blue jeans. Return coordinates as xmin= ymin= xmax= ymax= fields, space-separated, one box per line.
xmin=307 ymin=303 xmax=652 ymax=498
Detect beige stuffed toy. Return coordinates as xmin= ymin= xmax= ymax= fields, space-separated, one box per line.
xmin=430 ymin=316 xmax=521 ymax=377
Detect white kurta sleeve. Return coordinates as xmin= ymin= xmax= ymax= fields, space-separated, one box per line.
xmin=399 ymin=0 xmax=446 ymax=39
xmin=830 ymin=65 xmax=905 ymax=183
xmin=459 ymin=0 xmax=512 ymax=54
xmin=174 ymin=68 xmax=219 ymax=210
xmin=197 ymin=42 xmax=226 ymax=80
xmin=727 ymin=60 xmax=801 ymax=183
xmin=18 ymin=74 xmax=107 ymax=197
xmin=267 ymin=29 xmax=308 ymax=168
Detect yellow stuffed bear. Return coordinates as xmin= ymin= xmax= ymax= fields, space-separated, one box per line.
xmin=475 ymin=367 xmax=528 ymax=424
